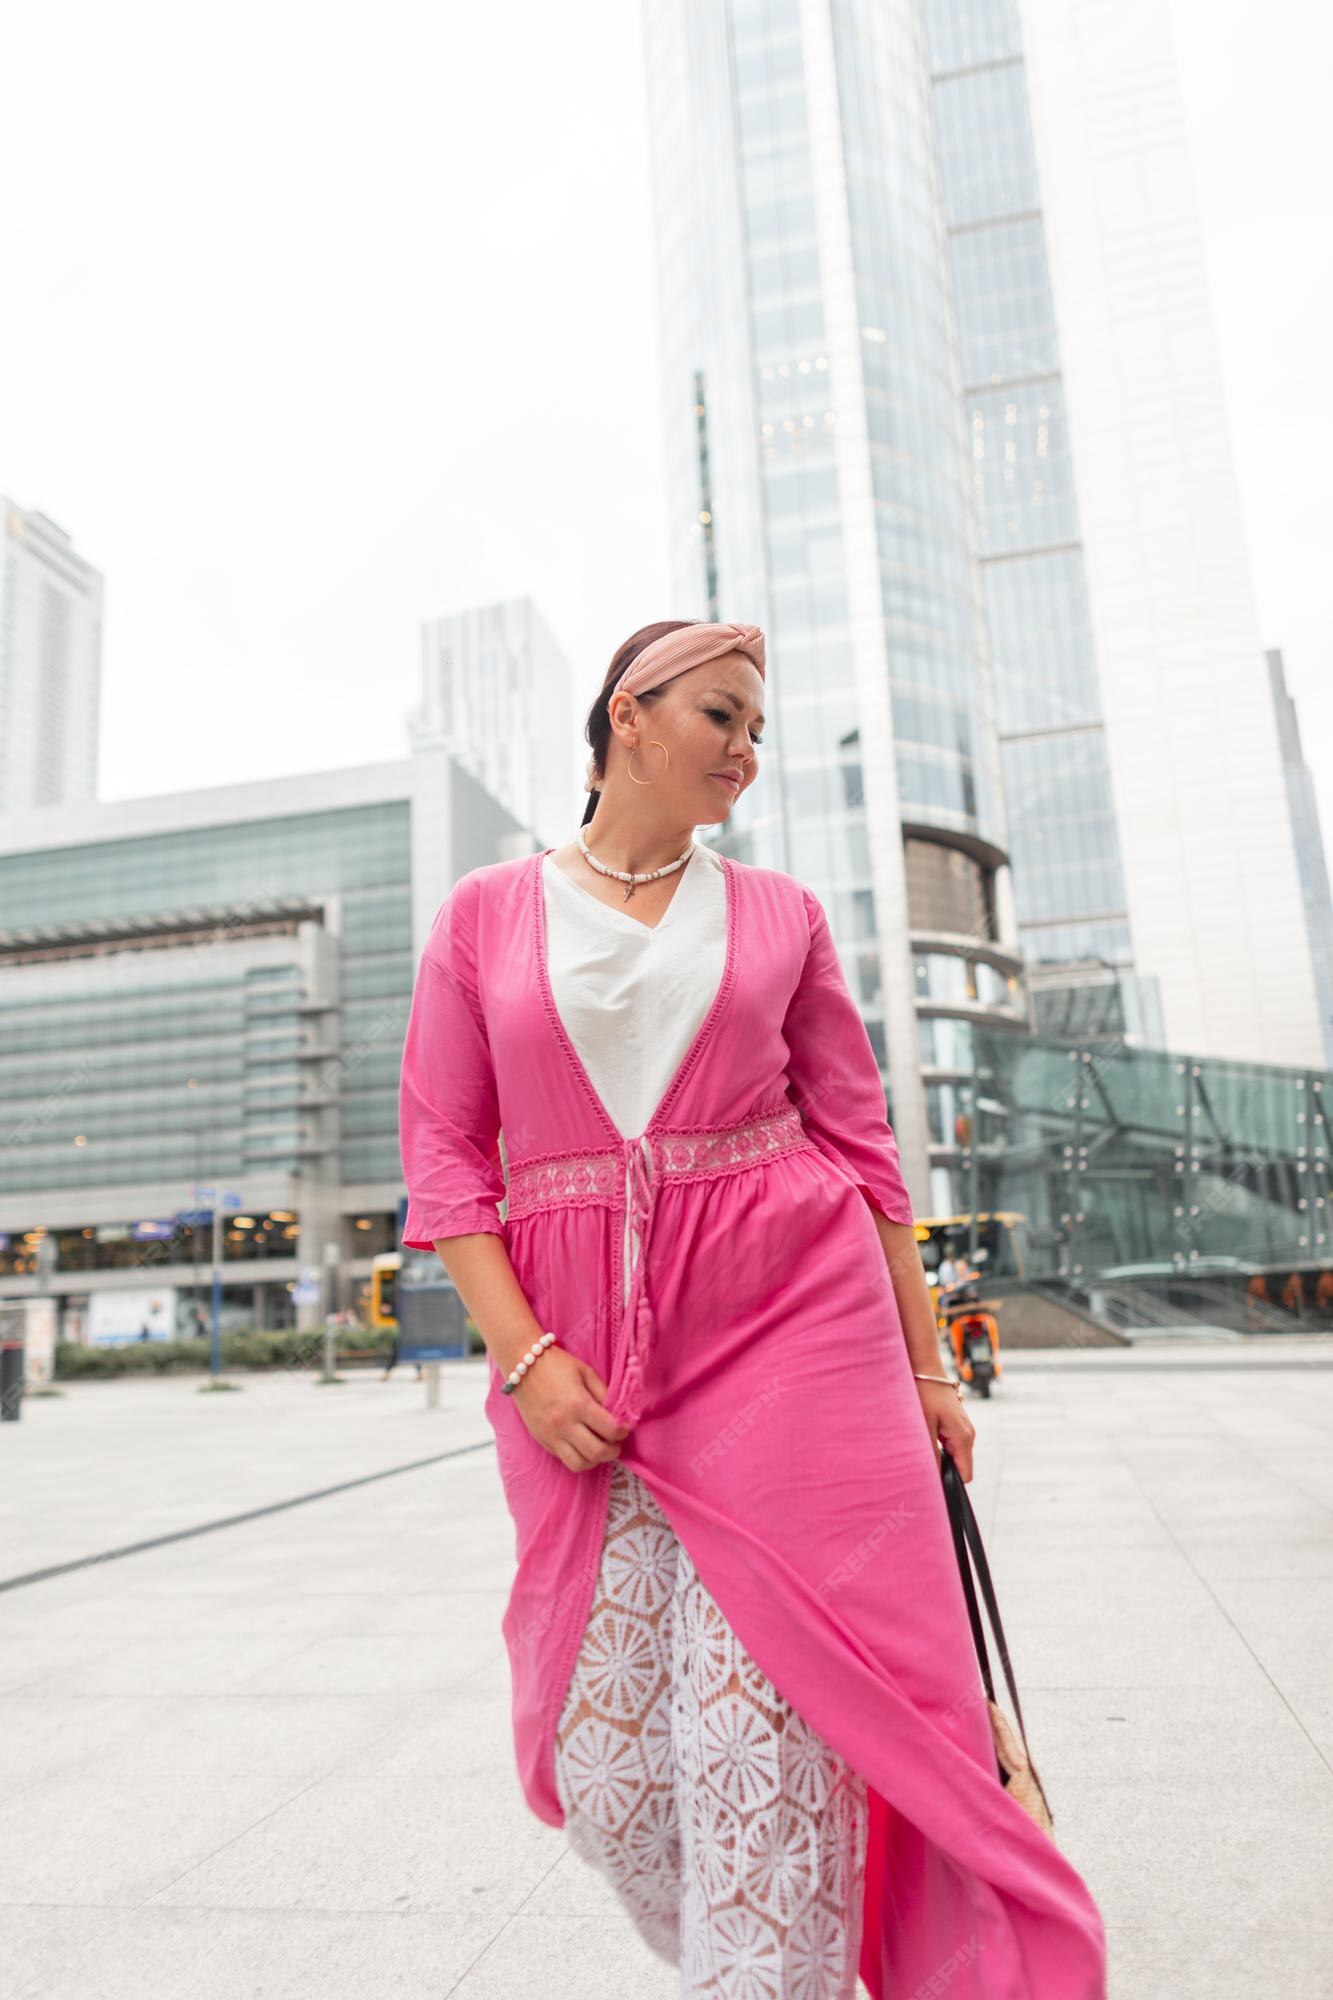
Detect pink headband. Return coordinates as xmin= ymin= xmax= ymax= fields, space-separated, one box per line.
xmin=611 ymin=620 xmax=766 ymax=700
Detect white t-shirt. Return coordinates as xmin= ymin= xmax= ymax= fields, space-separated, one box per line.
xmin=541 ymin=841 xmax=728 ymax=1295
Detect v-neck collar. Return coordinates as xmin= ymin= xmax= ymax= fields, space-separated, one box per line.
xmin=541 ymin=844 xmax=707 ymax=935
xmin=532 ymin=845 xmax=738 ymax=1147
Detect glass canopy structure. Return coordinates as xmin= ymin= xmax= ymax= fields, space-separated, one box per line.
xmin=936 ymin=1026 xmax=1331 ymax=1326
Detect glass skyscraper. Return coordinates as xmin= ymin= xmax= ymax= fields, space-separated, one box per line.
xmin=409 ymin=594 xmax=577 ymax=850
xmin=642 ymin=0 xmax=1034 ymax=1211
xmin=920 ymin=2 xmax=1154 ymax=1052
xmin=634 ymin=0 xmax=1326 ymax=1209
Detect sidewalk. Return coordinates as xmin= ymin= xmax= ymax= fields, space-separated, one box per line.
xmin=3 ymin=1345 xmax=1331 ymax=1999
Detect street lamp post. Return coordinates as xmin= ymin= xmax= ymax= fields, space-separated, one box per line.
xmin=192 ymin=1185 xmax=240 ymax=1380
xmin=210 ymin=1201 xmax=223 ymax=1377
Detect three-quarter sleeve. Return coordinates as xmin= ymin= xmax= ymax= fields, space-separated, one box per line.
xmin=398 ymin=873 xmax=507 ymax=1250
xmin=782 ymin=885 xmax=915 ymax=1226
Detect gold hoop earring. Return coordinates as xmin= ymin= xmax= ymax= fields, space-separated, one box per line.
xmin=627 ymin=738 xmax=669 ymax=785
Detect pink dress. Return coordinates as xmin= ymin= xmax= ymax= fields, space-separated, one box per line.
xmin=398 ymin=848 xmax=1108 ymax=1999
xmin=541 ymin=843 xmax=870 ymax=1993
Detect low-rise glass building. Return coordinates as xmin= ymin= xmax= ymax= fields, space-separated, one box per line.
xmin=0 ymin=752 xmax=530 ymax=1339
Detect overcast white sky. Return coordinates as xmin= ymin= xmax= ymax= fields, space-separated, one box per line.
xmin=2 ymin=1 xmax=1329 ymax=842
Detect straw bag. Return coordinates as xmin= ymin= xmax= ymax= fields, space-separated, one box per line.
xmin=938 ymin=1448 xmax=1056 ymax=1838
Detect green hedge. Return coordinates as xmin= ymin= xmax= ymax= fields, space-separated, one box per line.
xmin=53 ymin=1325 xmax=391 ymax=1378
xmin=52 ymin=1322 xmax=486 ymax=1378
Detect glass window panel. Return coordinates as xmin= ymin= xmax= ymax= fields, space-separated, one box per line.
xmin=1000 ymin=732 xmax=1128 ymax=925
xmin=949 ymin=217 xmax=1059 ymax=385
xmin=920 ymin=0 xmax=1024 ymax=73
xmin=984 ymin=548 xmax=1102 ymax=733
xmin=931 ymin=64 xmax=1039 ymax=226
xmin=969 ymin=382 xmax=1079 ymax=553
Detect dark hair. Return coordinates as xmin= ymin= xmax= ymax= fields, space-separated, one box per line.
xmin=580 ymin=619 xmax=699 ymax=827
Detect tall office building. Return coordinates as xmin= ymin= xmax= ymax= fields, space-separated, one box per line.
xmin=922 ymin=3 xmax=1152 ymax=1048
xmin=1015 ymin=0 xmax=1323 ymax=1067
xmin=0 ymin=500 xmax=103 ymax=814
xmin=640 ymin=0 xmax=1322 ymax=1208
xmin=1267 ymin=649 xmax=1333 ymax=1070
xmin=409 ymin=595 xmax=578 ymax=850
xmin=642 ymin=0 xmax=1029 ymax=1211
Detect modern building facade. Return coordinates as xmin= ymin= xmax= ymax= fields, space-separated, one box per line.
xmin=1015 ymin=0 xmax=1324 ymax=1067
xmin=639 ymin=0 xmax=1324 ymax=1216
xmin=1267 ymin=649 xmax=1333 ymax=1070
xmin=642 ymin=0 xmax=1031 ymax=1214
xmin=922 ymin=2 xmax=1155 ymax=1050
xmin=409 ymin=594 xmax=578 ymax=850
xmin=0 ymin=753 xmax=530 ymax=1336
xmin=0 ymin=499 xmax=103 ymax=814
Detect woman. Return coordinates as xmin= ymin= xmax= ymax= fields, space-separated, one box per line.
xmin=398 ymin=620 xmax=1107 ymax=1997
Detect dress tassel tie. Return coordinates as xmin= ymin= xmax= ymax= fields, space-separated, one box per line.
xmin=607 ymin=1134 xmax=660 ymax=1430
xmin=500 ymin=1103 xmax=818 ymax=1432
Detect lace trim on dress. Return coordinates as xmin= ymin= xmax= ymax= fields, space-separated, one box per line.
xmin=503 ymin=1150 xmax=623 ymax=1214
xmin=505 ymin=1102 xmax=814 ymax=1221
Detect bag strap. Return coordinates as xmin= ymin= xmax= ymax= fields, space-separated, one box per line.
xmin=941 ymin=1451 xmax=996 ymax=1700
xmin=938 ymin=1454 xmax=1008 ymax=1793
xmin=938 ymin=1450 xmax=1038 ymax=1765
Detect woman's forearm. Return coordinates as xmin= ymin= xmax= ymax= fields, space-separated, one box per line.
xmin=871 ymin=1214 xmax=945 ymax=1375
xmin=430 ymin=1233 xmax=547 ymax=1379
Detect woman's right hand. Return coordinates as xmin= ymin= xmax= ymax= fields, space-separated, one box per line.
xmin=512 ymin=1346 xmax=631 ymax=1472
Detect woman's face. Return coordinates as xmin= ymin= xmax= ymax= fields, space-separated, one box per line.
xmin=613 ymin=652 xmax=765 ymax=825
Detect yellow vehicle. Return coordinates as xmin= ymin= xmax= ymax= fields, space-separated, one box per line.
xmin=369 ymin=1252 xmax=400 ymax=1331
xmin=912 ymin=1212 xmax=1029 ymax=1285
xmin=371 ymin=1245 xmax=472 ymax=1360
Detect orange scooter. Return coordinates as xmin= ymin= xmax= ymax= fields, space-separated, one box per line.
xmin=936 ymin=1259 xmax=1003 ymax=1398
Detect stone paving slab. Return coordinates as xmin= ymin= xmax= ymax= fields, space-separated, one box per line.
xmin=2 ymin=1354 xmax=1331 ymax=1998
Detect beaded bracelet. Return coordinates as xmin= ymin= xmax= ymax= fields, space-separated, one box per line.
xmin=500 ymin=1330 xmax=557 ymax=1395
xmin=913 ymin=1370 xmax=964 ymax=1400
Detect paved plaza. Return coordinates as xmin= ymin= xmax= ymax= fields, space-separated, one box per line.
xmin=3 ymin=1338 xmax=1331 ymax=1999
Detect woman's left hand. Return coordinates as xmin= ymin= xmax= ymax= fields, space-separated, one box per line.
xmin=917 ymin=1380 xmax=976 ymax=1482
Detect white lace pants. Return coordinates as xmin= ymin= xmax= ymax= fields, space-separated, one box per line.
xmin=554 ymin=1459 xmax=869 ymax=1997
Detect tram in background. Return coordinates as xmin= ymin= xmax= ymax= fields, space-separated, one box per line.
xmin=913 ymin=1212 xmax=1029 ymax=1286
xmin=369 ymin=1247 xmax=472 ymax=1359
